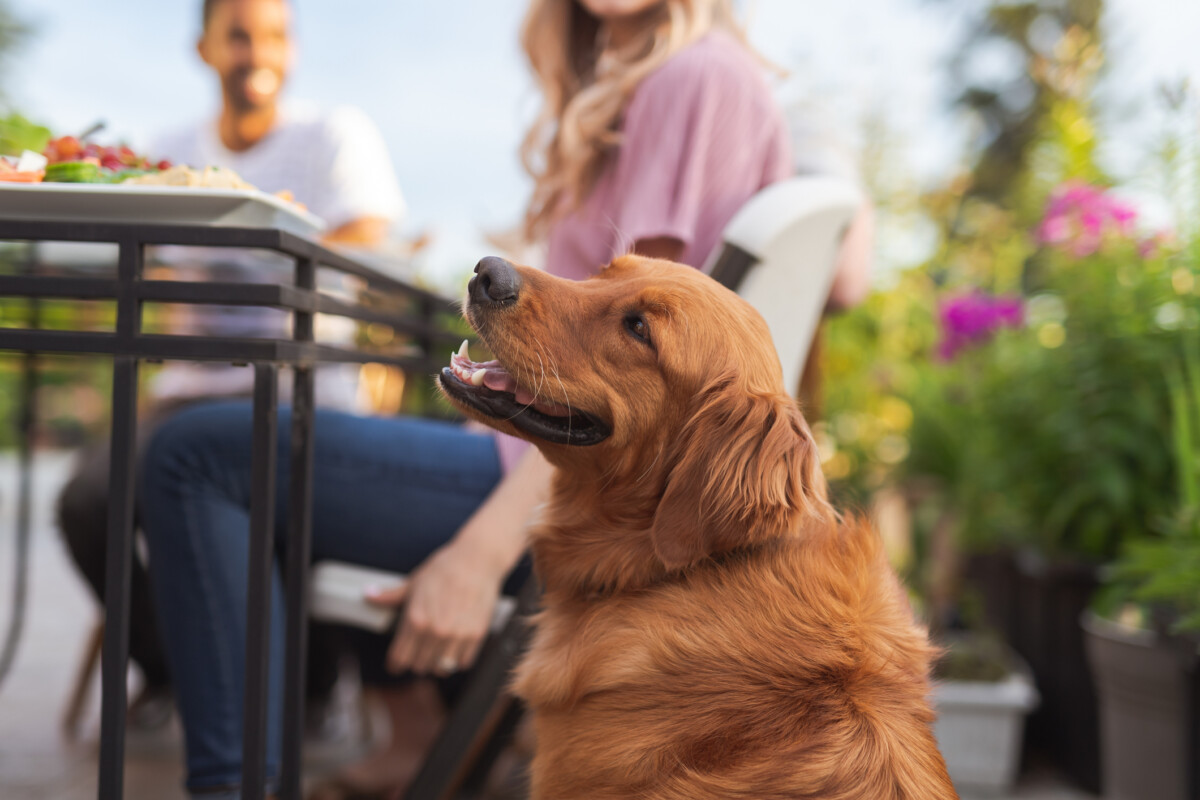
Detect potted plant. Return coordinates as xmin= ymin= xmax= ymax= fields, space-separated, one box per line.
xmin=932 ymin=631 xmax=1040 ymax=796
xmin=1085 ymin=352 xmax=1200 ymax=800
xmin=817 ymin=39 xmax=1199 ymax=790
xmin=1083 ymin=607 xmax=1198 ymax=800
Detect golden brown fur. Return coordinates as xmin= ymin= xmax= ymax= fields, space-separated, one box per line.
xmin=444 ymin=256 xmax=957 ymax=799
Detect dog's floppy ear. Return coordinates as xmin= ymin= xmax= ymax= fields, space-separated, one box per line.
xmin=651 ymin=375 xmax=833 ymax=571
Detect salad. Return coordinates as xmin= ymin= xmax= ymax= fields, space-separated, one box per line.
xmin=0 ymin=116 xmax=297 ymax=205
xmin=0 ymin=113 xmax=174 ymax=184
xmin=39 ymin=135 xmax=172 ymax=183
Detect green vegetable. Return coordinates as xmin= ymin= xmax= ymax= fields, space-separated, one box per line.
xmin=44 ymin=161 xmax=105 ymax=183
xmin=0 ymin=113 xmax=51 ymax=157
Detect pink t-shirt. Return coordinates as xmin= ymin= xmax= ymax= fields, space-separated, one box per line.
xmin=495 ymin=29 xmax=792 ymax=471
xmin=545 ymin=29 xmax=792 ymax=279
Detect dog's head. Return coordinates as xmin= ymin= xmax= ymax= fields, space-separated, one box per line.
xmin=439 ymin=255 xmax=832 ymax=571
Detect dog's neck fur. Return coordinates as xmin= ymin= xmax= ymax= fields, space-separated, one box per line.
xmin=530 ymin=465 xmax=668 ymax=598
xmin=529 ymin=457 xmax=797 ymax=599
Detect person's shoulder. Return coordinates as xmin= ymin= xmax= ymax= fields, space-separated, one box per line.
xmin=323 ymin=105 xmax=379 ymax=130
xmin=287 ymin=105 xmax=387 ymax=154
xmin=288 ymin=104 xmax=382 ymax=139
xmin=643 ymin=29 xmax=769 ymax=96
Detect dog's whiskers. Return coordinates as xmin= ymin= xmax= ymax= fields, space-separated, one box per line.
xmin=500 ymin=341 xmax=554 ymax=423
xmin=528 ymin=336 xmax=561 ymax=414
xmin=546 ymin=354 xmax=574 ymax=441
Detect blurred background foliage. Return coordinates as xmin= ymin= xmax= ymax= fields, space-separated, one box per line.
xmin=824 ymin=0 xmax=1200 ymax=631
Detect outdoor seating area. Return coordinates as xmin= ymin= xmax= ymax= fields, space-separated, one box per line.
xmin=1 ymin=1 xmax=1200 ymax=800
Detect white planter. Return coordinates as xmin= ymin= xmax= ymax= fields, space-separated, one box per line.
xmin=933 ymin=660 xmax=1039 ymax=797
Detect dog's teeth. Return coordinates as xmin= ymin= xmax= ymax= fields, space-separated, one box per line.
xmin=458 ymin=340 xmax=470 ymax=359
xmin=470 ymin=369 xmax=487 ymax=387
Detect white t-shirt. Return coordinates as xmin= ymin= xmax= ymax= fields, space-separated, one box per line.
xmin=148 ymin=104 xmax=406 ymax=411
xmin=153 ymin=103 xmax=406 ymax=229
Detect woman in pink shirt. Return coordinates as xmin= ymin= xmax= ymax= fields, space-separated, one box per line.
xmin=141 ymin=1 xmax=872 ymax=797
xmin=520 ymin=0 xmax=870 ymax=298
xmin=526 ymin=1 xmax=790 ymax=275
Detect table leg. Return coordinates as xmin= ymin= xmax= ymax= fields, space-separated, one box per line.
xmin=278 ymin=253 xmax=317 ymax=800
xmin=279 ymin=365 xmax=314 ymax=800
xmin=13 ymin=250 xmax=38 ymax=669
xmin=0 ymin=352 xmax=36 ymax=690
xmin=242 ymin=363 xmax=279 ymax=800
xmin=97 ymin=355 xmax=139 ymax=800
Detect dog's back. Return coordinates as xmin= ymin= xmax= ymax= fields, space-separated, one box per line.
xmin=516 ymin=516 xmax=957 ymax=800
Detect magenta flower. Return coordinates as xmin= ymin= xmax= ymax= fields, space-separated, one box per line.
xmin=938 ymin=292 xmax=1024 ymax=360
xmin=1037 ymin=181 xmax=1138 ymax=257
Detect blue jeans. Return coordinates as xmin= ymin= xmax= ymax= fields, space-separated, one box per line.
xmin=139 ymin=401 xmax=505 ymax=794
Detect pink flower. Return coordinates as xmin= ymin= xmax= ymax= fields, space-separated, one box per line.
xmin=1039 ymin=215 xmax=1070 ymax=245
xmin=937 ymin=292 xmax=1024 ymax=360
xmin=1037 ymin=181 xmax=1139 ymax=257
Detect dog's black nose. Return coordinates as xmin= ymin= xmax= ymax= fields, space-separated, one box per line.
xmin=469 ymin=256 xmax=522 ymax=307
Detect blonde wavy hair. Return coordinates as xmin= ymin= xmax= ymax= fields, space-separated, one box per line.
xmin=519 ymin=0 xmax=754 ymax=241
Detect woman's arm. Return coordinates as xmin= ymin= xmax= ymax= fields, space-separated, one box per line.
xmin=366 ymin=446 xmax=554 ymax=675
xmin=825 ymin=202 xmax=874 ymax=312
xmin=322 ymin=216 xmax=391 ymax=248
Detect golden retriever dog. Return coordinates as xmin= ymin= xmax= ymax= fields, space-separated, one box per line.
xmin=438 ymin=255 xmax=957 ymax=800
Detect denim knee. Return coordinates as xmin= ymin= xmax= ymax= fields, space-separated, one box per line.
xmin=140 ymin=401 xmax=256 ymax=517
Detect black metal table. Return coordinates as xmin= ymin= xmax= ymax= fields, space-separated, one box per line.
xmin=0 ymin=217 xmax=462 ymax=800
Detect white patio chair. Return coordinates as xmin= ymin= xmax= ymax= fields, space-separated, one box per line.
xmin=705 ymin=174 xmax=864 ymax=396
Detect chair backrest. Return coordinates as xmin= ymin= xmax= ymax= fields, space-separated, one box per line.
xmin=705 ymin=175 xmax=863 ymax=395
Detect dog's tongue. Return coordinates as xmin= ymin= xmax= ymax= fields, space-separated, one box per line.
xmin=481 ymin=368 xmax=516 ymax=394
xmin=449 ymin=342 xmax=572 ymax=416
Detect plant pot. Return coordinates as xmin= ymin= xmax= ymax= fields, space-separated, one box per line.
xmin=1082 ymin=611 xmax=1200 ymax=800
xmin=966 ymin=549 xmax=1102 ymax=791
xmin=933 ymin=654 xmax=1040 ymax=796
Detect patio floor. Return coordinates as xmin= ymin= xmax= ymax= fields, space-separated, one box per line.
xmin=0 ymin=451 xmax=1097 ymax=800
xmin=0 ymin=451 xmax=377 ymax=800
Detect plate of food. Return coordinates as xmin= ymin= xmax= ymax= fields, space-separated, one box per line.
xmin=0 ymin=134 xmax=326 ymax=237
xmin=0 ymin=179 xmax=327 ymax=238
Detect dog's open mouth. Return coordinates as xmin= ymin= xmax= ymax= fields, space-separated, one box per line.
xmin=439 ymin=341 xmax=611 ymax=446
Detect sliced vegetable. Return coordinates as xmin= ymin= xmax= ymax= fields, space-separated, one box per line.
xmin=44 ymin=161 xmax=105 ymax=183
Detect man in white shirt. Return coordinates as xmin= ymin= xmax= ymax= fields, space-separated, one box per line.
xmin=183 ymin=0 xmax=403 ymax=245
xmin=150 ymin=0 xmax=405 ymax=409
xmin=58 ymin=0 xmax=405 ymax=730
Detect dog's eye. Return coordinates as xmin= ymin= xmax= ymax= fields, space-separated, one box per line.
xmin=624 ymin=313 xmax=651 ymax=345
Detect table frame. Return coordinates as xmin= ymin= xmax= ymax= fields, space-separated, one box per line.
xmin=0 ymin=218 xmax=460 ymax=800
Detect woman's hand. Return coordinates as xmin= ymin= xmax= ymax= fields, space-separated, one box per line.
xmin=365 ymin=447 xmax=554 ymax=678
xmin=365 ymin=541 xmax=504 ymax=677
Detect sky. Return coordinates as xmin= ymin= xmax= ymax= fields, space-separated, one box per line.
xmin=5 ymin=0 xmax=1200 ymax=287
